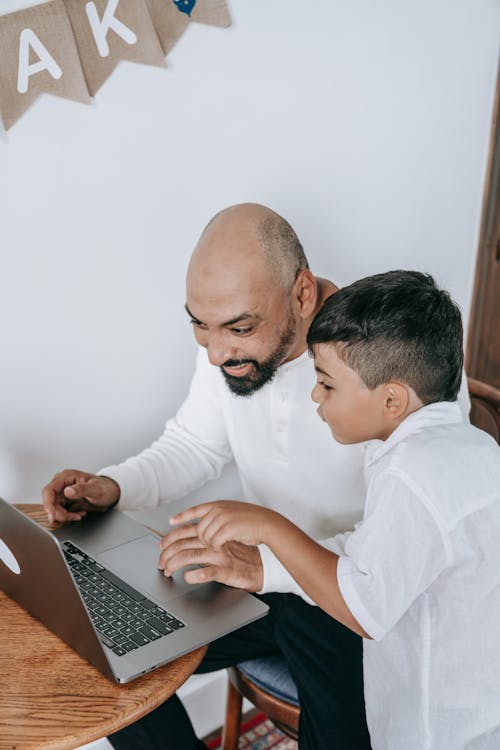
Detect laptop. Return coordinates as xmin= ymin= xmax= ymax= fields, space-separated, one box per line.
xmin=0 ymin=498 xmax=269 ymax=683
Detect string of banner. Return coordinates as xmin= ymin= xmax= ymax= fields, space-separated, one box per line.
xmin=0 ymin=0 xmax=231 ymax=129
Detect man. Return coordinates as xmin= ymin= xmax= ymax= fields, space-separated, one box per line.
xmin=42 ymin=203 xmax=375 ymax=748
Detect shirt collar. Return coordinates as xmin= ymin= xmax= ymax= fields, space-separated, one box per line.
xmin=277 ymin=348 xmax=310 ymax=374
xmin=365 ymin=400 xmax=464 ymax=467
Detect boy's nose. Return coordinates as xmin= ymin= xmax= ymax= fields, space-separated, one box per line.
xmin=311 ymin=383 xmax=321 ymax=403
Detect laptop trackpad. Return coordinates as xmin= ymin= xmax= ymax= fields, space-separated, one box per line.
xmin=97 ymin=534 xmax=203 ymax=603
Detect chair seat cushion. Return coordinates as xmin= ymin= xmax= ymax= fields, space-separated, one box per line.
xmin=237 ymin=655 xmax=299 ymax=706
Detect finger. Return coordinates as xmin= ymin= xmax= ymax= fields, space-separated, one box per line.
xmin=157 ymin=538 xmax=207 ymax=569
xmin=197 ymin=513 xmax=231 ymax=550
xmin=63 ymin=479 xmax=102 ymax=502
xmin=49 ymin=502 xmax=87 ymax=524
xmin=159 ymin=524 xmax=199 ymax=551
xmin=183 ymin=565 xmax=220 ymax=584
xmin=41 ymin=484 xmax=58 ymax=522
xmin=169 ymin=502 xmax=216 ymax=526
xmin=42 ymin=483 xmax=84 ymax=523
xmin=161 ymin=547 xmax=226 ymax=576
xmin=42 ymin=470 xmax=94 ymax=523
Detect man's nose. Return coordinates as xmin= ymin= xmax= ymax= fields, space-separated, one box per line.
xmin=206 ymin=332 xmax=235 ymax=367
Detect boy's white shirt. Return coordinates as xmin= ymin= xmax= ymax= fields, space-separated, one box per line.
xmin=329 ymin=402 xmax=500 ymax=749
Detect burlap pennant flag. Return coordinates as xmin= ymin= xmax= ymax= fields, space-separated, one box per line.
xmin=146 ymin=0 xmax=231 ymax=56
xmin=64 ymin=0 xmax=166 ymax=97
xmin=0 ymin=0 xmax=90 ymax=130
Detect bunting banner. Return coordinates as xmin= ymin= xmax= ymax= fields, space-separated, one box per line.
xmin=0 ymin=0 xmax=90 ymax=130
xmin=0 ymin=0 xmax=231 ymax=130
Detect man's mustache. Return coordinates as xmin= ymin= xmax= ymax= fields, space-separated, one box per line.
xmin=222 ymin=359 xmax=258 ymax=370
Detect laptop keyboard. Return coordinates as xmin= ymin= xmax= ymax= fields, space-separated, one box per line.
xmin=62 ymin=541 xmax=185 ymax=657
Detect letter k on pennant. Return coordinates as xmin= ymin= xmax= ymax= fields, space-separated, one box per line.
xmin=64 ymin=0 xmax=166 ymax=96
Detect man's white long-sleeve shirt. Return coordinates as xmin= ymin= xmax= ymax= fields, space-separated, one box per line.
xmin=100 ymin=347 xmax=470 ymax=595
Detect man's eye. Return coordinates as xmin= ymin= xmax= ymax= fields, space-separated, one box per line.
xmin=231 ymin=327 xmax=253 ymax=335
xmin=190 ymin=320 xmax=207 ymax=330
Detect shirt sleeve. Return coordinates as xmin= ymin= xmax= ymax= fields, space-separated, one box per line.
xmin=98 ymin=348 xmax=233 ymax=510
xmin=336 ymin=471 xmax=449 ymax=641
xmin=257 ymin=532 xmax=356 ymax=604
xmin=257 ymin=544 xmax=316 ymax=605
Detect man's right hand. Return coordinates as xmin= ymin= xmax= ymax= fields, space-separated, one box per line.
xmin=42 ymin=469 xmax=120 ymax=524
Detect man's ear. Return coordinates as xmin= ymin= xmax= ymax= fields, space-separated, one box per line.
xmin=293 ymin=269 xmax=317 ymax=318
xmin=382 ymin=382 xmax=410 ymax=421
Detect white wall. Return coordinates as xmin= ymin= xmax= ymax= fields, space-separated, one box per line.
xmin=2 ymin=0 xmax=498 ymax=501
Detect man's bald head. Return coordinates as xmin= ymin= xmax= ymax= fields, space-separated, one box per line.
xmin=193 ymin=203 xmax=309 ymax=290
xmin=185 ymin=204 xmax=320 ymax=396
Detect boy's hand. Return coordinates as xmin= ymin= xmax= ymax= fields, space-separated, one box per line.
xmin=167 ymin=500 xmax=277 ymax=551
xmin=158 ymin=532 xmax=264 ymax=591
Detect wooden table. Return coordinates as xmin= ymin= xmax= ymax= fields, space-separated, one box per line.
xmin=0 ymin=505 xmax=207 ymax=750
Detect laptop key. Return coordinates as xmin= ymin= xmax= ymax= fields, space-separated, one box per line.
xmin=113 ymin=634 xmax=129 ymax=645
xmin=146 ymin=616 xmax=173 ymax=635
xmin=169 ymin=620 xmax=185 ymax=630
xmin=128 ymin=618 xmax=143 ymax=629
xmin=139 ymin=625 xmax=161 ymax=641
xmin=100 ymin=633 xmax=116 ymax=649
xmin=121 ymin=640 xmax=139 ymax=652
xmin=140 ymin=599 xmax=158 ymax=610
xmin=157 ymin=612 xmax=175 ymax=623
xmin=103 ymin=627 xmax=122 ymax=639
xmin=129 ymin=632 xmax=150 ymax=646
xmin=99 ymin=570 xmax=146 ymax=602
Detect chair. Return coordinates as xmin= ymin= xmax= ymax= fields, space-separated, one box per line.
xmin=221 ymin=656 xmax=299 ymax=749
xmin=221 ymin=378 xmax=500 ymax=750
xmin=467 ymin=377 xmax=500 ymax=443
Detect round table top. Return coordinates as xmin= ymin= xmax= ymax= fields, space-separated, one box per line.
xmin=0 ymin=504 xmax=207 ymax=750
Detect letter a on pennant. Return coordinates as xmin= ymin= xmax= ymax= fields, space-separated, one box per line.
xmin=17 ymin=29 xmax=63 ymax=94
xmin=0 ymin=0 xmax=89 ymax=130
xmin=64 ymin=0 xmax=165 ymax=97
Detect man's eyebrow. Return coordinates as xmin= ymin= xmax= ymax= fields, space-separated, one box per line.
xmin=184 ymin=304 xmax=260 ymax=328
xmin=185 ymin=304 xmax=200 ymax=322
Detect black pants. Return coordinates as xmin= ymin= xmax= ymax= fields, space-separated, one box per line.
xmin=108 ymin=593 xmax=371 ymax=750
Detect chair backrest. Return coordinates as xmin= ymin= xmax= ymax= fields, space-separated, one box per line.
xmin=467 ymin=377 xmax=500 ymax=444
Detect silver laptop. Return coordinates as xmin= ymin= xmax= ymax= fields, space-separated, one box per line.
xmin=0 ymin=498 xmax=269 ymax=683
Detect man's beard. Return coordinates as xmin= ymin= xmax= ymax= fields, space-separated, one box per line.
xmin=221 ymin=320 xmax=297 ymax=397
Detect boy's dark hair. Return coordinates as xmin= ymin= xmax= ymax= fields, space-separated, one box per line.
xmin=307 ymin=270 xmax=463 ymax=404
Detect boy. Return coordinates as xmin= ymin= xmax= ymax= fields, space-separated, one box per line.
xmin=161 ymin=270 xmax=500 ymax=749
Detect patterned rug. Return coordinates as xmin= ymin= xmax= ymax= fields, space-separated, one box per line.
xmin=207 ymin=712 xmax=298 ymax=749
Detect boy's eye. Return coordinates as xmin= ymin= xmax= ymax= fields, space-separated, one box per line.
xmin=319 ymin=381 xmax=333 ymax=391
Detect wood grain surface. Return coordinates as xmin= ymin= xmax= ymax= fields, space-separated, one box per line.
xmin=0 ymin=504 xmax=207 ymax=750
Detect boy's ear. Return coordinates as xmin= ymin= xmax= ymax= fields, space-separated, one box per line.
xmin=382 ymin=382 xmax=410 ymax=420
